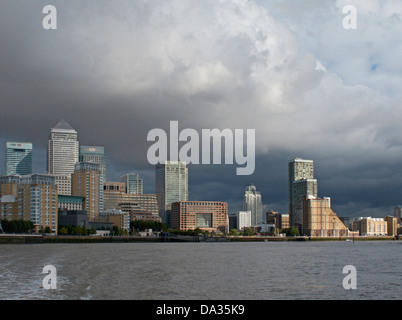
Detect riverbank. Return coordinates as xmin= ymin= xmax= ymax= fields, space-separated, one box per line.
xmin=0 ymin=234 xmax=400 ymax=244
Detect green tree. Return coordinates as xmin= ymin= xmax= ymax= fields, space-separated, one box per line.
xmin=229 ymin=229 xmax=240 ymax=236
xmin=59 ymin=227 xmax=68 ymax=235
xmin=243 ymin=228 xmax=255 ymax=236
xmin=282 ymin=227 xmax=300 ymax=236
xmin=111 ymin=225 xmax=120 ymax=236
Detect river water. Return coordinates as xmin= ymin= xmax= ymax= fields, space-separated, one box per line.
xmin=0 ymin=241 xmax=400 ymax=300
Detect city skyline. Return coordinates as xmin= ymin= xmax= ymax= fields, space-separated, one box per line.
xmin=1 ymin=1 xmax=402 ymax=219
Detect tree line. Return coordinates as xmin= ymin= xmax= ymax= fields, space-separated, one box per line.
xmin=0 ymin=219 xmax=34 ymax=234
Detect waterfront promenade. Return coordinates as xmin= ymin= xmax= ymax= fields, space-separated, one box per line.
xmin=0 ymin=234 xmax=399 ymax=244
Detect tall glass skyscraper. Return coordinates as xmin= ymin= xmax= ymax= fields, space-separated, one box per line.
xmin=80 ymin=146 xmax=106 ymax=183
xmin=5 ymin=142 xmax=32 ymax=176
xmin=155 ymin=161 xmax=188 ymax=224
xmin=243 ymin=184 xmax=263 ymax=226
xmin=288 ymin=158 xmax=317 ymax=230
xmin=47 ymin=119 xmax=79 ymax=195
xmin=120 ymin=173 xmax=143 ymax=194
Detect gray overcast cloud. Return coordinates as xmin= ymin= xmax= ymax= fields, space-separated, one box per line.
xmin=1 ymin=0 xmax=402 ymax=217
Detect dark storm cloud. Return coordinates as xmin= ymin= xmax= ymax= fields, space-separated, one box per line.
xmin=1 ymin=0 xmax=402 ymax=218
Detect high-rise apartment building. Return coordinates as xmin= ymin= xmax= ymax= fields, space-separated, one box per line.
xmin=80 ymin=146 xmax=106 ymax=182
xmin=243 ymin=184 xmax=263 ymax=226
xmin=71 ymin=162 xmax=103 ymax=221
xmin=288 ymin=158 xmax=317 ymax=229
xmin=47 ymin=119 xmax=79 ymax=195
xmin=292 ymin=179 xmax=317 ymax=228
xmin=156 ymin=161 xmax=188 ymax=224
xmin=0 ymin=175 xmax=21 ymax=221
xmin=5 ymin=142 xmax=33 ymax=176
xmin=17 ymin=174 xmax=58 ymax=234
xmin=171 ymin=201 xmax=228 ymax=233
xmin=120 ymin=173 xmax=143 ymax=194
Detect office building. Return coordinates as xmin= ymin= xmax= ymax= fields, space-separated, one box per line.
xmin=234 ymin=211 xmax=252 ymax=230
xmin=5 ymin=142 xmax=32 ymax=176
xmin=80 ymin=146 xmax=106 ymax=182
xmin=289 ymin=158 xmax=316 ymax=230
xmin=103 ymin=182 xmax=126 ymax=209
xmin=393 ymin=205 xmax=402 ymax=224
xmin=103 ymin=182 xmax=160 ymax=221
xmin=71 ymin=162 xmax=103 ymax=221
xmin=120 ymin=173 xmax=143 ymax=194
xmin=58 ymin=195 xmax=84 ymax=212
xmin=118 ymin=195 xmax=160 ymax=222
xmin=47 ymin=119 xmax=79 ymax=195
xmin=17 ymin=174 xmax=58 ymax=234
xmin=302 ymin=196 xmax=351 ymax=237
xmin=171 ymin=201 xmax=228 ymax=233
xmin=156 ymin=161 xmax=188 ymax=224
xmin=266 ymin=211 xmax=290 ymax=230
xmin=243 ymin=184 xmax=263 ymax=226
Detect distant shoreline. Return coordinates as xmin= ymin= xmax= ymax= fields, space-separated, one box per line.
xmin=0 ymin=234 xmax=399 ymax=244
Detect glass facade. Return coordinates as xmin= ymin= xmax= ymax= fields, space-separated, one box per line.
xmin=288 ymin=158 xmax=315 ymax=229
xmin=6 ymin=142 xmax=32 ymax=176
xmin=80 ymin=146 xmax=106 ymax=183
xmin=120 ymin=173 xmax=143 ymax=194
xmin=156 ymin=161 xmax=188 ymax=224
xmin=243 ymin=184 xmax=263 ymax=226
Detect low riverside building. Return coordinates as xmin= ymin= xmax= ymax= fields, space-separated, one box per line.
xmin=97 ymin=209 xmax=130 ymax=232
xmin=302 ymin=196 xmax=351 ymax=237
xmin=171 ymin=201 xmax=228 ymax=233
xmin=58 ymin=210 xmax=89 ymax=229
xmin=352 ymin=217 xmax=387 ymax=236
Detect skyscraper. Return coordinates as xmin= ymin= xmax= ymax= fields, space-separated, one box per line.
xmin=71 ymin=162 xmax=103 ymax=221
xmin=47 ymin=119 xmax=79 ymax=195
xmin=243 ymin=184 xmax=263 ymax=226
xmin=6 ymin=142 xmax=32 ymax=176
xmin=120 ymin=173 xmax=143 ymax=194
xmin=155 ymin=161 xmax=188 ymax=224
xmin=288 ymin=158 xmax=317 ymax=230
xmin=79 ymin=146 xmax=106 ymax=182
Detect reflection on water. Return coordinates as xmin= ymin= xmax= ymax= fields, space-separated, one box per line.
xmin=0 ymin=241 xmax=400 ymax=300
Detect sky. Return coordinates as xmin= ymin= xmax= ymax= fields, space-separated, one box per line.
xmin=1 ymin=0 xmax=402 ymax=218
